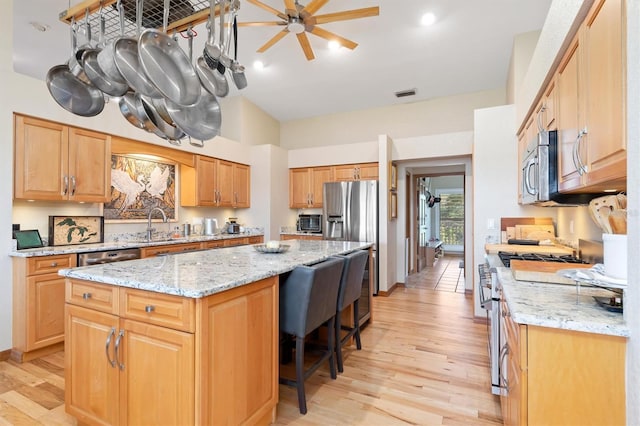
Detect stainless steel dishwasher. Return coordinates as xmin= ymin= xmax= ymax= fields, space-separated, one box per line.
xmin=77 ymin=248 xmax=142 ymax=266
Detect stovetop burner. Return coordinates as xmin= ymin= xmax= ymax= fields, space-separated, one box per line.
xmin=498 ymin=251 xmax=589 ymax=268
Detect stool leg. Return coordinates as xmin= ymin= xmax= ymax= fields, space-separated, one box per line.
xmin=353 ymin=300 xmax=362 ymax=350
xmin=327 ymin=317 xmax=337 ymax=379
xmin=295 ymin=336 xmax=307 ymax=414
xmin=335 ymin=309 xmax=345 ymax=373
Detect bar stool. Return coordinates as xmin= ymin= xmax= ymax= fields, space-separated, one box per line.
xmin=332 ymin=250 xmax=369 ymax=373
xmin=279 ymin=257 xmax=345 ymax=414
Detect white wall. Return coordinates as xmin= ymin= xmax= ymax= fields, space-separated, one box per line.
xmin=507 ymin=31 xmax=543 ymax=104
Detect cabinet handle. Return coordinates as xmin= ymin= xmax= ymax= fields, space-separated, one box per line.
xmin=70 ymin=175 xmax=77 ymax=196
xmin=536 ymin=103 xmax=546 ymax=132
xmin=114 ymin=329 xmax=125 ymax=371
xmin=105 ymin=327 xmax=116 ymax=368
xmin=82 ymin=292 xmax=92 ymax=300
xmin=575 ymin=128 xmax=588 ymax=176
xmin=145 ymin=305 xmax=155 ymax=313
xmin=51 ymin=262 xmax=58 ymax=267
xmin=62 ymin=176 xmax=69 ymax=196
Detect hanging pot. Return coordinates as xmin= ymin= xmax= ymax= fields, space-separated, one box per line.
xmin=138 ymin=0 xmax=201 ymax=106
xmin=97 ymin=0 xmax=128 ymax=85
xmin=197 ymin=0 xmax=228 ymax=97
xmin=114 ymin=0 xmax=163 ymax=98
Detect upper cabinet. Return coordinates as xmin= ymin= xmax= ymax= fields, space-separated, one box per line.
xmin=333 ymin=163 xmax=379 ymax=181
xmin=14 ymin=114 xmax=111 ymax=203
xmin=181 ymin=156 xmax=250 ymax=208
xmin=556 ymin=0 xmax=626 ymax=193
xmin=289 ymin=166 xmax=333 ymax=208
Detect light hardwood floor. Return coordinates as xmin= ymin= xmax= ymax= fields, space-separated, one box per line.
xmin=0 ymin=257 xmax=501 ymax=425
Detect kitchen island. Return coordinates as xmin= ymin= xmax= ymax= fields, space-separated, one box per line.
xmin=59 ymin=239 xmax=373 ymax=425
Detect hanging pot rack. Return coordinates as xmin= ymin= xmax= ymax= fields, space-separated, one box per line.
xmin=59 ymin=0 xmax=225 ymax=42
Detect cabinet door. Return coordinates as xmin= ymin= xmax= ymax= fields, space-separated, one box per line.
xmin=14 ymin=115 xmax=68 ymax=201
xmin=359 ymin=163 xmax=379 ymax=180
xmin=27 ymin=273 xmax=66 ymax=350
xmin=333 ymin=165 xmax=357 ymax=181
xmin=289 ymin=168 xmax=311 ymax=208
xmin=68 ymin=127 xmax=111 ymax=202
xmin=543 ymin=81 xmax=557 ymax=131
xmin=556 ymin=37 xmax=584 ymax=192
xmin=120 ymin=319 xmax=194 ymax=425
xmin=583 ymin=0 xmax=626 ymax=189
xmin=197 ymin=156 xmax=218 ymax=206
xmin=217 ymin=159 xmax=234 ymax=206
xmin=233 ymin=163 xmax=250 ymax=208
xmin=310 ymin=166 xmax=333 ymax=207
xmin=65 ymin=304 xmax=120 ymax=425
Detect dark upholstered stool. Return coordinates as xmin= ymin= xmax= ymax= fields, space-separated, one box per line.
xmin=332 ymin=250 xmax=369 ymax=373
xmin=279 ymin=257 xmax=345 ymax=414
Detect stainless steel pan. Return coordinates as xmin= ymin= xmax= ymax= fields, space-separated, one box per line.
xmin=196 ymin=0 xmax=228 ymax=97
xmin=138 ymin=0 xmax=201 ymax=106
xmin=97 ymin=0 xmax=128 ymax=85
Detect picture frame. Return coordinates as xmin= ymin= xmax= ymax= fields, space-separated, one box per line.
xmin=389 ymin=162 xmax=398 ymax=191
xmin=389 ymin=191 xmax=398 ymax=220
xmin=49 ymin=216 xmax=104 ymax=246
xmin=15 ymin=230 xmax=45 ymax=250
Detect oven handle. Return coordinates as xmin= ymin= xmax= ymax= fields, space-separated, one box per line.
xmin=524 ymin=157 xmax=538 ymax=195
xmin=499 ymin=343 xmax=509 ymax=390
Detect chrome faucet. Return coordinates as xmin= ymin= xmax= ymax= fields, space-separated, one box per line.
xmin=147 ymin=207 xmax=168 ymax=242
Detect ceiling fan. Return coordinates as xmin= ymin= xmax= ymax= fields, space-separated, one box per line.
xmin=239 ymin=0 xmax=379 ymax=60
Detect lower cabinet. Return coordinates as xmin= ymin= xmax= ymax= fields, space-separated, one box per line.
xmin=281 ymin=234 xmax=323 ymax=241
xmin=140 ymin=242 xmax=203 ymax=258
xmin=501 ymin=299 xmax=626 ymax=426
xmin=65 ymin=277 xmax=278 ymax=425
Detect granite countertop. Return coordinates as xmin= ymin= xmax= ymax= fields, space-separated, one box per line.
xmin=9 ymin=232 xmax=264 ymax=258
xmin=59 ymin=239 xmax=372 ymax=299
xmin=486 ymin=254 xmax=628 ymax=337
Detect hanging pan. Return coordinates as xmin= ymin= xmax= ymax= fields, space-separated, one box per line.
xmin=138 ymin=0 xmax=201 ymax=106
xmin=196 ymin=0 xmax=229 ymax=97
xmin=97 ymin=0 xmax=128 ymax=85
xmin=113 ymin=0 xmax=162 ymax=98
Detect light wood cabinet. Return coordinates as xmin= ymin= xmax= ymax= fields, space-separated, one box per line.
xmin=280 ymin=234 xmax=323 ymax=241
xmin=140 ymin=242 xmax=203 ymax=258
xmin=289 ymin=166 xmax=333 ymax=208
xmin=65 ymin=276 xmax=278 ymax=425
xmin=333 ymin=162 xmax=379 ymax=181
xmin=557 ymin=0 xmax=626 ymax=193
xmin=11 ymin=254 xmax=76 ymax=362
xmin=501 ymin=299 xmax=626 ymax=426
xmin=181 ymin=156 xmax=250 ymax=208
xmin=14 ymin=114 xmax=111 ymax=202
xmin=542 ymin=80 xmax=557 ymax=130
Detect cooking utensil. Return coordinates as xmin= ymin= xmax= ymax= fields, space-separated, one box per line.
xmin=141 ymin=94 xmax=186 ymax=142
xmin=82 ymin=6 xmax=129 ymax=96
xmin=138 ymin=0 xmax=201 ymax=106
xmin=118 ymin=91 xmax=148 ymax=129
xmin=68 ymin=12 xmax=94 ymax=85
xmin=165 ymin=27 xmax=221 ymax=141
xmin=609 ymin=209 xmax=627 ymax=234
xmin=230 ymin=12 xmax=247 ymax=90
xmin=97 ymin=0 xmax=128 ymax=85
xmin=114 ymin=0 xmax=163 ymax=98
xmin=196 ymin=0 xmax=229 ymax=97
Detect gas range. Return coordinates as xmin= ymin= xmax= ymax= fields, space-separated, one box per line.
xmin=498 ymin=251 xmax=589 ymax=268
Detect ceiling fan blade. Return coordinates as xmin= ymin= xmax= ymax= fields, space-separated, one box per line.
xmin=296 ymin=32 xmax=315 ymax=60
xmin=257 ymin=29 xmax=289 ymax=53
xmin=246 ymin=0 xmax=288 ymax=20
xmin=238 ymin=21 xmax=287 ymax=27
xmin=302 ymin=0 xmax=329 ymax=16
xmin=310 ymin=27 xmax=358 ymax=50
xmin=314 ymin=6 xmax=380 ymax=25
xmin=283 ymin=0 xmax=297 ymax=15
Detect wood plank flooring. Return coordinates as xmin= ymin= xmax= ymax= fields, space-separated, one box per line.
xmin=0 ymin=256 xmax=501 ymax=425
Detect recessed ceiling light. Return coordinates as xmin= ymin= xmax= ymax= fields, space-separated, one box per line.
xmin=328 ymin=40 xmax=340 ymax=50
xmin=29 ymin=21 xmax=50 ymax=32
xmin=421 ymin=13 xmax=436 ymax=26
xmin=253 ymin=60 xmax=265 ymax=70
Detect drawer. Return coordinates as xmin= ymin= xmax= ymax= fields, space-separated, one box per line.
xmin=202 ymin=240 xmax=225 ymax=249
xmin=66 ymin=279 xmax=118 ymax=314
xmin=120 ymin=288 xmax=195 ymax=333
xmin=141 ymin=242 xmax=203 ymax=258
xmin=28 ymin=254 xmax=76 ymax=275
xmin=248 ymin=236 xmax=263 ymax=244
xmin=223 ymin=237 xmax=249 ymax=247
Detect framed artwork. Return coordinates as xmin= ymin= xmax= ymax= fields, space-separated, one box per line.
xmin=389 ymin=191 xmax=398 ymax=220
xmin=49 ymin=216 xmax=104 ymax=246
xmin=389 ymin=162 xmax=397 ymax=191
xmin=104 ymin=155 xmax=177 ymax=222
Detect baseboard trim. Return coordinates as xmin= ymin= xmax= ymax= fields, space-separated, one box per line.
xmin=0 ymin=349 xmax=11 ymax=362
xmin=378 ymin=282 xmax=405 ymax=297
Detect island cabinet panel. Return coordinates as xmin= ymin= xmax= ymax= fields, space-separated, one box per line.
xmin=140 ymin=242 xmax=203 ymax=258
xmin=197 ymin=276 xmax=278 ymax=425
xmin=14 ymin=114 xmax=111 ymax=202
xmin=11 ymin=254 xmax=76 ymax=362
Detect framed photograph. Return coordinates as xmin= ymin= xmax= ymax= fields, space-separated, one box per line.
xmin=389 ymin=162 xmax=397 ymax=191
xmin=49 ymin=216 xmax=104 ymax=246
xmin=105 ymin=155 xmax=176 ymax=222
xmin=389 ymin=191 xmax=398 ymax=220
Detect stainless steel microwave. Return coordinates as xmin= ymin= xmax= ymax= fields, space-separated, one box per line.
xmin=297 ymin=214 xmax=322 ymax=233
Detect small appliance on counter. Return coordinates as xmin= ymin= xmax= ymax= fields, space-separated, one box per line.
xmin=297 ymin=214 xmax=322 ymax=233
xmin=226 ymin=218 xmax=241 ymax=234
xmin=204 ymin=218 xmax=218 ymax=235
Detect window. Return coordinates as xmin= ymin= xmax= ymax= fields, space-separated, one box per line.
xmin=436 ymin=189 xmax=464 ymax=251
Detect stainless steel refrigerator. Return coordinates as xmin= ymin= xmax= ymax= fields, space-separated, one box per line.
xmin=323 ymin=180 xmax=379 ymax=307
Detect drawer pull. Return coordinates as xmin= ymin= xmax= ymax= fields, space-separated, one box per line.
xmin=51 ymin=262 xmax=58 ymax=267
xmin=82 ymin=293 xmax=92 ymax=300
xmin=145 ymin=305 xmax=155 ymax=313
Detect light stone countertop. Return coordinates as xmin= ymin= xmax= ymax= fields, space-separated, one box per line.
xmin=59 ymin=239 xmax=372 ymax=299
xmin=486 ymin=254 xmax=628 ymax=337
xmin=9 ymin=232 xmax=264 ymax=258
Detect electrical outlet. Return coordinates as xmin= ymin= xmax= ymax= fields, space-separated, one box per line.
xmin=487 ymin=218 xmax=495 ymax=230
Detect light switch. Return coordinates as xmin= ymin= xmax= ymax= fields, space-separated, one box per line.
xmin=487 ymin=218 xmax=495 ymax=230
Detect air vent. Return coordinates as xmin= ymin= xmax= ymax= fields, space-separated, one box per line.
xmin=395 ymin=89 xmax=416 ymax=98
